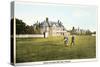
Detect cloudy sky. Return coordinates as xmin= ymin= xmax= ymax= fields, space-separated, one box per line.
xmin=15 ymin=2 xmax=97 ymax=32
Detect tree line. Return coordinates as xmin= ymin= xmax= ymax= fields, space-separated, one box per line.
xmin=70 ymin=26 xmax=96 ymax=35
xmin=11 ymin=18 xmax=41 ymax=34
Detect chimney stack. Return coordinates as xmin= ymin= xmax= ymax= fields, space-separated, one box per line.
xmin=46 ymin=17 xmax=48 ymax=22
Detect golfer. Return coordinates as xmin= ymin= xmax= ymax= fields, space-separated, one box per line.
xmin=71 ymin=35 xmax=75 ymax=46
xmin=64 ymin=36 xmax=69 ymax=46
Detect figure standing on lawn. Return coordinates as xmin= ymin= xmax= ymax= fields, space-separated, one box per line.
xmin=64 ymin=35 xmax=69 ymax=47
xmin=71 ymin=35 xmax=75 ymax=46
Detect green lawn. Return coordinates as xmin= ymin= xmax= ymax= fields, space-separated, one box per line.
xmin=16 ymin=35 xmax=96 ymax=63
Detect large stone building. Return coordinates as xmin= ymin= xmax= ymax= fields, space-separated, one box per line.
xmin=40 ymin=17 xmax=67 ymax=36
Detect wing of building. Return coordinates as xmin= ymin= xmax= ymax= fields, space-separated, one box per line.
xmin=40 ymin=17 xmax=67 ymax=36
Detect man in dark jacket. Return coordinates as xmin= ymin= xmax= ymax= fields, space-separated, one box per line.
xmin=71 ymin=35 xmax=75 ymax=46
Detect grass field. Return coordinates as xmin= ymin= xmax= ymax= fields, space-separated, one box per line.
xmin=16 ymin=35 xmax=96 ymax=63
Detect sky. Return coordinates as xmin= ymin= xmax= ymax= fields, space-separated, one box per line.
xmin=15 ymin=2 xmax=97 ymax=32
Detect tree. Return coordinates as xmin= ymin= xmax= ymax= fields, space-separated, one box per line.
xmin=16 ymin=18 xmax=26 ymax=34
xmin=11 ymin=18 xmax=26 ymax=34
xmin=24 ymin=25 xmax=35 ymax=34
xmin=12 ymin=18 xmax=41 ymax=34
xmin=92 ymin=31 xmax=96 ymax=34
xmin=86 ymin=29 xmax=92 ymax=35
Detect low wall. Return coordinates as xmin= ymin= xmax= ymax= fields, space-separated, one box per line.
xmin=16 ymin=34 xmax=44 ymax=38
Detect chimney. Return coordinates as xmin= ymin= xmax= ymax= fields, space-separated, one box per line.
xmin=46 ymin=17 xmax=48 ymax=22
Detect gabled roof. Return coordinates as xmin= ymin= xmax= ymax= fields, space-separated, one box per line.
xmin=40 ymin=21 xmax=63 ymax=27
xmin=40 ymin=20 xmax=67 ymax=31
